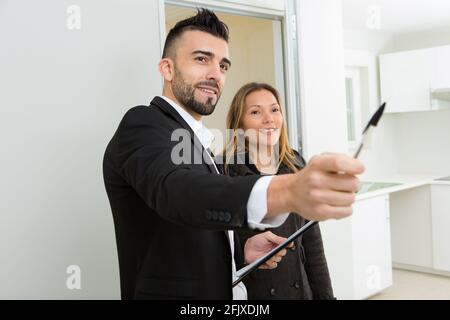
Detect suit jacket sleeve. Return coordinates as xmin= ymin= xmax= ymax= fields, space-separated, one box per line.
xmin=111 ymin=106 xmax=262 ymax=230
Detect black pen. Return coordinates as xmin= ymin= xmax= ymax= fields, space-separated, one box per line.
xmin=354 ymin=102 xmax=386 ymax=158
xmin=232 ymin=102 xmax=387 ymax=288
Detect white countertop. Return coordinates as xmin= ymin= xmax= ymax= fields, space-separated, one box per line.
xmin=356 ymin=173 xmax=450 ymax=201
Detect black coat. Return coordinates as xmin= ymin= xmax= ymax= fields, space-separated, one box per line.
xmin=224 ymin=154 xmax=335 ymax=300
xmin=103 ymin=97 xmax=262 ymax=300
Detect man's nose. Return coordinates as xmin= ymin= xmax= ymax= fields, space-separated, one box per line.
xmin=206 ymin=64 xmax=224 ymax=83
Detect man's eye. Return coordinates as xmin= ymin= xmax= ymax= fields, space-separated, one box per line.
xmin=220 ymin=64 xmax=229 ymax=72
xmin=196 ymin=57 xmax=207 ymax=63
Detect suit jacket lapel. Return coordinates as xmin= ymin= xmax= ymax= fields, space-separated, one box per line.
xmin=150 ymin=97 xmax=217 ymax=174
xmin=151 ymin=97 xmax=230 ymax=247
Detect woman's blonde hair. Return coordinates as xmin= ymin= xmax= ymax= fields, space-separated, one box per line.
xmin=224 ymin=82 xmax=298 ymax=173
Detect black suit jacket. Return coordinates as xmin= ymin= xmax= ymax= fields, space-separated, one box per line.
xmin=103 ymin=97 xmax=261 ymax=299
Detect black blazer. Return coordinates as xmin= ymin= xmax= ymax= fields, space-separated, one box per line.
xmin=103 ymin=97 xmax=261 ymax=299
xmin=225 ymin=154 xmax=335 ymax=300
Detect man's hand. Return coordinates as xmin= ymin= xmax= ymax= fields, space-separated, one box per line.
xmin=244 ymin=231 xmax=293 ymax=269
xmin=267 ymin=153 xmax=365 ymax=221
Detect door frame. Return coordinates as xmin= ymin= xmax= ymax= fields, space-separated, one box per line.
xmin=157 ymin=0 xmax=302 ymax=151
xmin=345 ymin=66 xmax=363 ymax=151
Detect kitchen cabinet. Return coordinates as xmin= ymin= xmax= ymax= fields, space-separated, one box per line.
xmin=390 ymin=186 xmax=433 ymax=268
xmin=431 ymin=46 xmax=450 ymax=110
xmin=380 ymin=48 xmax=433 ymax=113
xmin=379 ymin=45 xmax=450 ymax=113
xmin=432 ymin=46 xmax=450 ymax=89
xmin=390 ymin=182 xmax=450 ymax=276
xmin=321 ymin=194 xmax=392 ymax=299
xmin=431 ymin=184 xmax=450 ymax=272
xmin=351 ymin=194 xmax=392 ymax=299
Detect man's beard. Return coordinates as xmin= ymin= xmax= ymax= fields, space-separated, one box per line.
xmin=172 ymin=66 xmax=220 ymax=116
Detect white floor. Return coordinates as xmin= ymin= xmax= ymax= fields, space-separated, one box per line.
xmin=369 ymin=268 xmax=450 ymax=300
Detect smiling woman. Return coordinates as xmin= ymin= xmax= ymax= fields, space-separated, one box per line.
xmin=221 ymin=82 xmax=335 ymax=300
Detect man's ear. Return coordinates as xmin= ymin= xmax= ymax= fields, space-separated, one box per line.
xmin=159 ymin=58 xmax=174 ymax=82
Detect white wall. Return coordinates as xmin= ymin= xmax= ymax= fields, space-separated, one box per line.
xmin=343 ymin=28 xmax=400 ymax=178
xmin=0 ymin=0 xmax=162 ymax=299
xmin=343 ymin=26 xmax=450 ymax=177
xmin=344 ymin=28 xmax=395 ymax=54
xmin=296 ymin=0 xmax=356 ymax=298
xmin=387 ymin=28 xmax=450 ymax=175
xmin=297 ymin=0 xmax=348 ymax=159
xmin=390 ymin=25 xmax=450 ymax=52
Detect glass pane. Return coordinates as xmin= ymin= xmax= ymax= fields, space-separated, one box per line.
xmin=165 ymin=5 xmax=286 ymax=153
xmin=345 ymin=78 xmax=355 ymax=141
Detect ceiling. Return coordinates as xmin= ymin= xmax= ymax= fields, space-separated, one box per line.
xmin=343 ymin=0 xmax=450 ymax=34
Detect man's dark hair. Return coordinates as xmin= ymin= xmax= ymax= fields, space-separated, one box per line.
xmin=162 ymin=8 xmax=229 ymax=59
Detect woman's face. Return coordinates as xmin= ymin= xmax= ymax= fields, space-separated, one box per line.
xmin=241 ymin=89 xmax=283 ymax=148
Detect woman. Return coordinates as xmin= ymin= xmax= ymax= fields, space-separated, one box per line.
xmin=224 ymin=82 xmax=335 ymax=300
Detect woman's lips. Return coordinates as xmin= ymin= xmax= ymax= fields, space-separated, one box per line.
xmin=259 ymin=128 xmax=278 ymax=133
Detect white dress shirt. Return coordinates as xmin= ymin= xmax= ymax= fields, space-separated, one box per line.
xmin=159 ymin=96 xmax=289 ymax=299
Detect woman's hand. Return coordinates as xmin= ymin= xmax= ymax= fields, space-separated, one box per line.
xmin=244 ymin=231 xmax=293 ymax=269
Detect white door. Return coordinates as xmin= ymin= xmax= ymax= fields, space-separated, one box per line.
xmin=431 ymin=184 xmax=450 ymax=272
xmin=390 ymin=186 xmax=433 ymax=268
xmin=351 ymin=195 xmax=392 ymax=299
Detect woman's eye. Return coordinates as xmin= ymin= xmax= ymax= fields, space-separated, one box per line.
xmin=272 ymin=108 xmax=280 ymax=112
xmin=251 ymin=111 xmax=260 ymax=115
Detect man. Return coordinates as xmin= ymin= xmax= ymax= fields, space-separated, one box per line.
xmin=103 ymin=9 xmax=364 ymax=300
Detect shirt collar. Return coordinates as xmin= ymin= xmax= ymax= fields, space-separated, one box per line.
xmin=159 ymin=95 xmax=215 ymax=149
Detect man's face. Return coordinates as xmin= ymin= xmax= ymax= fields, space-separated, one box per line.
xmin=170 ymin=30 xmax=231 ymax=116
